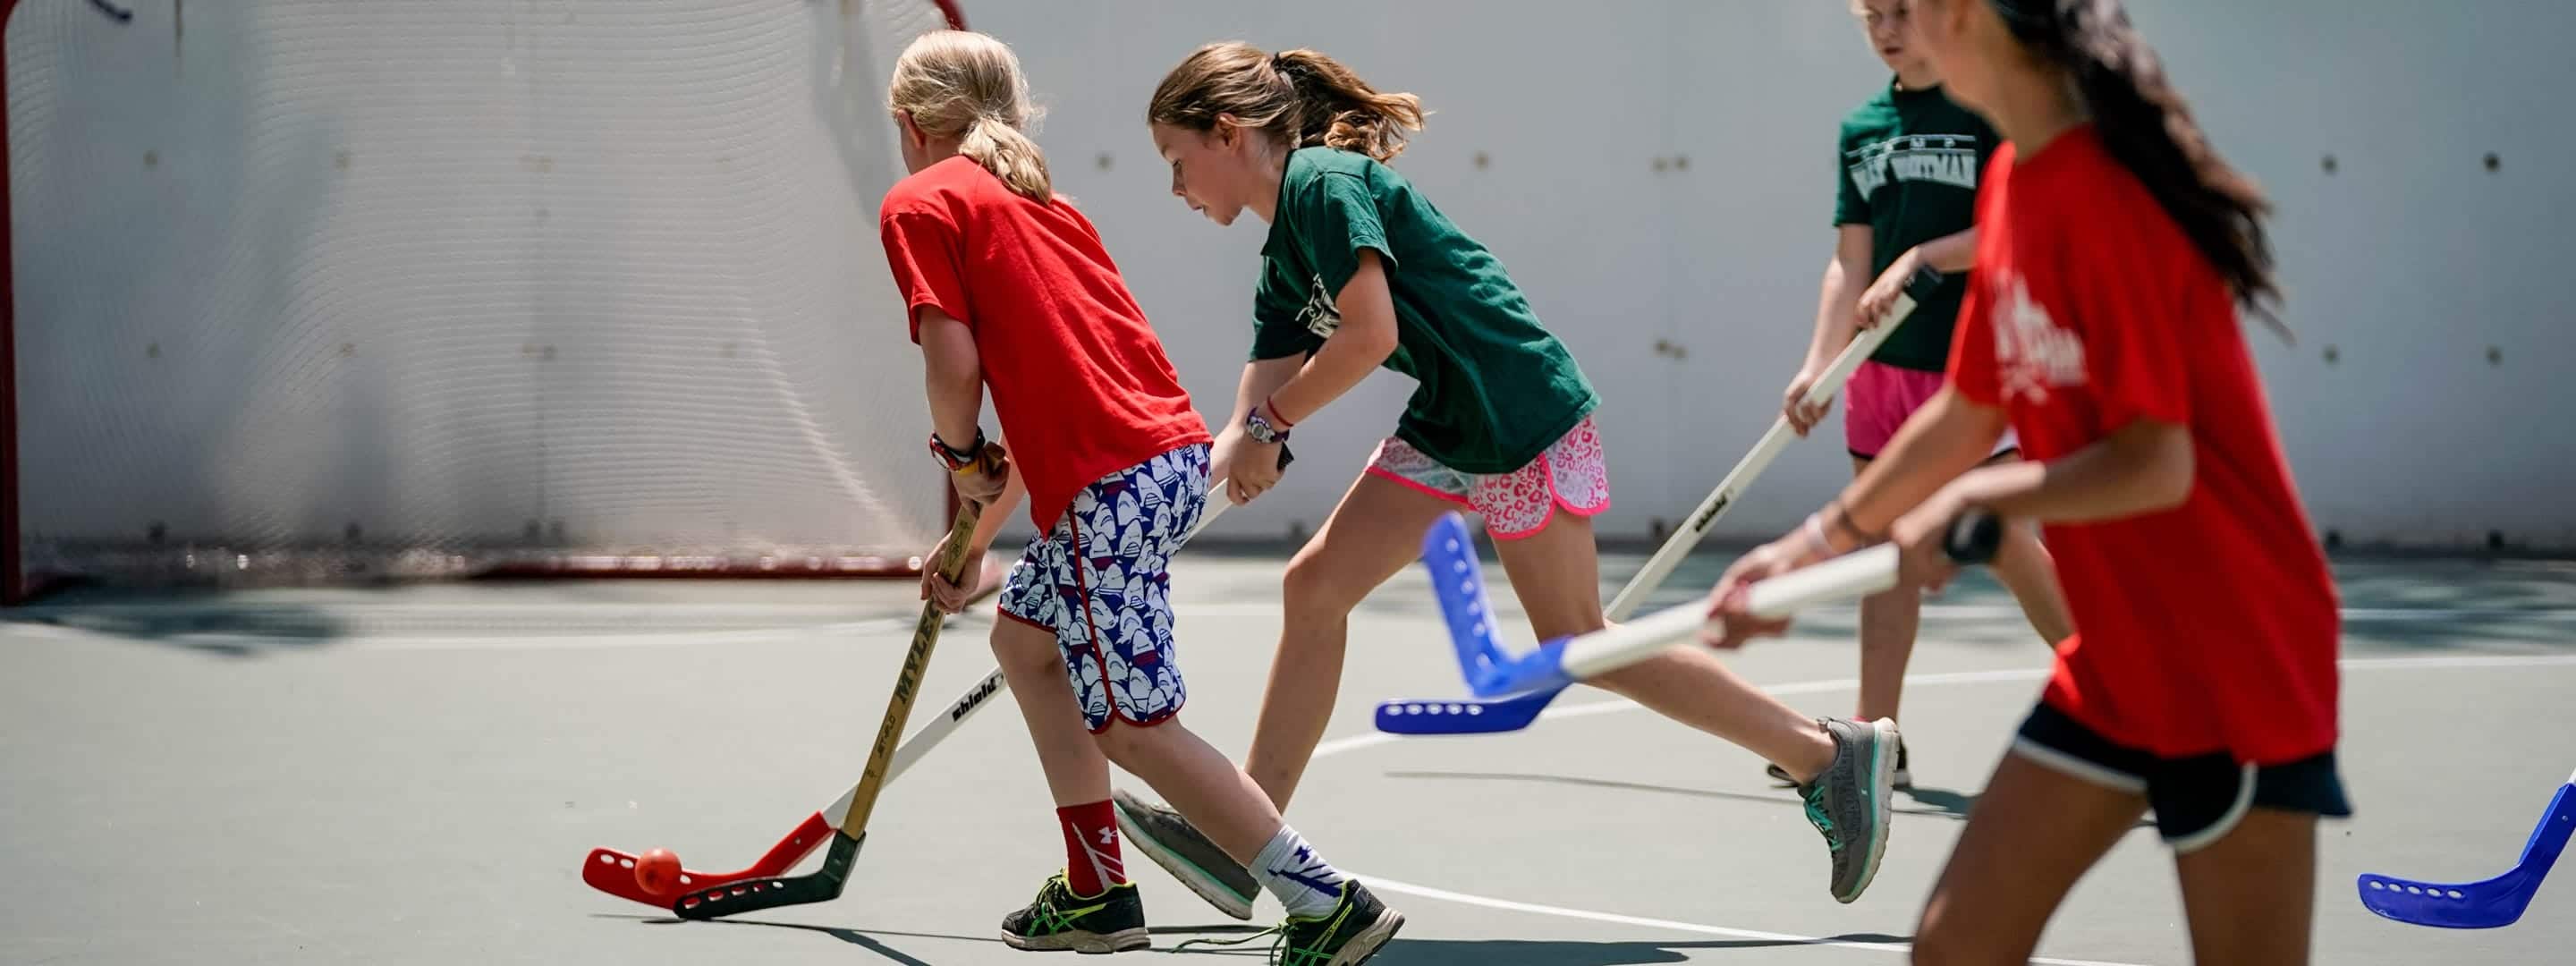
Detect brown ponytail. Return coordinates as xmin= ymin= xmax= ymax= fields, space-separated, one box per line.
xmin=1148 ymin=42 xmax=1427 ymax=163
xmin=1991 ymin=0 xmax=2285 ymax=335
xmin=889 ymin=30 xmax=1053 ymax=203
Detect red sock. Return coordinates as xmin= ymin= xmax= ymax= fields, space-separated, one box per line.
xmin=1057 ymin=801 xmax=1125 ymax=896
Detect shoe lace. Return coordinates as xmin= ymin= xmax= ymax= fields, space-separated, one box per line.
xmin=1172 ymin=923 xmax=1284 ymax=959
xmin=1803 ymin=784 xmax=1843 ymax=850
xmin=1171 ymin=907 xmax=1343 ymax=965
xmin=1024 ymin=874 xmax=1089 ymax=934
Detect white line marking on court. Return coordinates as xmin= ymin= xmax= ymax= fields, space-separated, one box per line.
xmin=1322 ymin=653 xmax=2576 ymax=964
xmin=11 ymin=599 xmax=2571 ymax=650
xmin=1344 ymin=873 xmax=2147 ymax=966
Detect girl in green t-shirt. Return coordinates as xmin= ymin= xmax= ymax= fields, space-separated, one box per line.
xmin=1767 ymin=0 xmax=2076 ymax=792
xmin=1106 ymin=40 xmax=1905 ymax=912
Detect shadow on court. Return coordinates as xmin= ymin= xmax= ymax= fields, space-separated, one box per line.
xmin=1384 ymin=768 xmax=1992 ymax=821
xmin=1365 ymin=934 xmax=1917 ymax=964
xmin=616 ymin=909 xmax=1916 ymax=962
xmin=1 ymin=591 xmax=350 ymax=657
xmin=696 ymin=915 xmax=1915 ymax=963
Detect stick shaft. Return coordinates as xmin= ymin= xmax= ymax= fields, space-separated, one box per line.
xmin=835 ymin=500 xmax=979 ymax=835
xmin=1604 ymin=292 xmax=1919 ymax=622
xmin=1565 ymin=546 xmax=1900 ymax=682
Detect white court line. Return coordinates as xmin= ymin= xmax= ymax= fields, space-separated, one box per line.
xmin=1323 ymin=653 xmax=2576 ymax=965
xmin=1347 ymin=874 xmax=2144 ymax=966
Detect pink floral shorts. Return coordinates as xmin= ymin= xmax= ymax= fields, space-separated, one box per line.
xmin=1366 ymin=415 xmax=1612 ymax=540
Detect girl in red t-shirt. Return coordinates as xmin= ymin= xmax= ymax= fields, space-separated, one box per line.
xmin=1707 ymin=1 xmax=2348 ymax=962
xmin=883 ymin=31 xmax=1402 ymax=961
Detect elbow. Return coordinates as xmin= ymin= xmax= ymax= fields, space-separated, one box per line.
xmin=2138 ymin=431 xmax=2197 ymax=513
xmin=1345 ymin=317 xmax=1400 ymax=363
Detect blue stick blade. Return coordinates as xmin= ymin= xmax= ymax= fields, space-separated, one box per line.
xmin=1373 ymin=686 xmax=1563 ymax=735
xmin=1467 ymin=636 xmax=1575 ymax=699
xmin=2358 ymin=869 xmax=2540 ymax=928
xmin=2356 ymin=782 xmax=2572 ymax=928
xmin=1421 ymin=513 xmax=1509 ymax=682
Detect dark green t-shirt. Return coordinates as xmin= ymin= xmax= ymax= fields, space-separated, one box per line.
xmin=1252 ymin=148 xmax=1597 ymax=474
xmin=1835 ymin=80 xmax=1998 ymax=371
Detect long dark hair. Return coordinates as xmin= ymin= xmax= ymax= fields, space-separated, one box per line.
xmin=1148 ymin=42 xmax=1428 ymax=164
xmin=1991 ymin=0 xmax=2285 ymax=335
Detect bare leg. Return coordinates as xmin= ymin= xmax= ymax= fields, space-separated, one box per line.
xmin=991 ymin=615 xmax=1110 ymax=807
xmin=1859 ymin=451 xmax=2076 ymax=724
xmin=1242 ymin=473 xmax=1456 ymax=810
xmin=1911 ymin=749 xmax=2148 ymax=965
xmin=1852 ymin=453 xmax=1922 ymax=724
xmin=1492 ymin=508 xmax=1836 ymax=783
xmin=1095 ymin=719 xmax=1284 ymax=863
xmin=1992 ymin=520 xmax=2075 ymax=646
xmin=2174 ymin=809 xmax=2318 ymax=965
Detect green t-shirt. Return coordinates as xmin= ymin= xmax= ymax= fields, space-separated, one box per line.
xmin=1252 ymin=148 xmax=1597 ymax=474
xmin=1835 ymin=80 xmax=1999 ymax=372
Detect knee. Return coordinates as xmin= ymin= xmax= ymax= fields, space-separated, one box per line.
xmin=987 ymin=621 xmax=1062 ymax=677
xmin=1583 ymin=648 xmax=1684 ymax=698
xmin=1281 ymin=546 xmax=1363 ymax=617
xmin=1089 ymin=720 xmax=1165 ymax=770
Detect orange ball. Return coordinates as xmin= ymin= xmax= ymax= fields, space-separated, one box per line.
xmin=634 ymin=848 xmax=683 ymax=898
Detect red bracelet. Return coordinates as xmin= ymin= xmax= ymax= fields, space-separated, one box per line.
xmin=1262 ymin=395 xmax=1296 ymax=428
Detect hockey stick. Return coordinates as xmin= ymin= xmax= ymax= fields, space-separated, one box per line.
xmin=582 ymin=447 xmax=1290 ymax=911
xmin=665 ymin=496 xmax=986 ymax=917
xmin=1606 ymin=265 xmax=1945 ymax=623
xmin=1375 ymin=508 xmax=2002 ymax=736
xmin=1373 ymin=267 xmax=1945 ymax=732
xmin=2358 ymin=767 xmax=2573 ymax=928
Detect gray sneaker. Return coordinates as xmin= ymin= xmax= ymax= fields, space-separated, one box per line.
xmin=1111 ymin=789 xmax=1258 ymax=920
xmin=1770 ymin=737 xmax=1909 ymax=789
xmin=1800 ymin=716 xmax=1900 ymax=903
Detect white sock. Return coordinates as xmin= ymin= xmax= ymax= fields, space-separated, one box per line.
xmin=1250 ymin=824 xmax=1348 ymax=919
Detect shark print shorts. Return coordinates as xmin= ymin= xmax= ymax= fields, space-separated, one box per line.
xmin=996 ymin=444 xmax=1210 ymax=733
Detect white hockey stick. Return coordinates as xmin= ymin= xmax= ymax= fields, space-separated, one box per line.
xmin=1604 ymin=267 xmax=1945 ymax=622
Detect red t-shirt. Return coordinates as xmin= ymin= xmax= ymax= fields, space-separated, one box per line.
xmin=879 ymin=157 xmax=1209 ymax=531
xmin=1949 ymin=125 xmax=2340 ymax=765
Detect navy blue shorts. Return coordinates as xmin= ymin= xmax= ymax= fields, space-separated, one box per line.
xmin=2013 ymin=702 xmax=2352 ymax=852
xmin=996 ymin=444 xmax=1208 ymax=733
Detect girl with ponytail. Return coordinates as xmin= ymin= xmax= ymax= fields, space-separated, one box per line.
xmin=881 ymin=31 xmax=1403 ymax=957
xmin=1707 ymin=2 xmax=2347 ymax=962
xmin=1121 ymin=40 xmax=1916 ymax=919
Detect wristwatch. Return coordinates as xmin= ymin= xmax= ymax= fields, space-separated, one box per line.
xmin=1244 ymin=406 xmax=1291 ymax=445
xmin=928 ymin=428 xmax=987 ymax=473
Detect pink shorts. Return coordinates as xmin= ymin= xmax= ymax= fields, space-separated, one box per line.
xmin=1367 ymin=415 xmax=1612 ymax=540
xmin=1843 ymin=360 xmax=2019 ymax=461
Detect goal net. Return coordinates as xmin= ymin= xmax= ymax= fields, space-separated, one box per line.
xmin=2 ymin=0 xmax=967 ymax=602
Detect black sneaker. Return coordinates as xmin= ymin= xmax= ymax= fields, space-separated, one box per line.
xmin=1769 ymin=736 xmax=1910 ymax=789
xmin=1177 ymin=879 xmax=1405 ymax=966
xmin=1278 ymin=880 xmax=1405 ymax=965
xmin=1000 ymin=873 xmax=1149 ymax=954
xmin=1111 ymin=789 xmax=1258 ymax=920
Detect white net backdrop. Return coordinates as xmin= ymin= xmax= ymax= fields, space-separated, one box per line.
xmin=4 ymin=0 xmax=966 ymax=590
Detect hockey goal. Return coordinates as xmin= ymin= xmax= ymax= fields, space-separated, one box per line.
xmin=0 ymin=0 xmax=975 ymax=603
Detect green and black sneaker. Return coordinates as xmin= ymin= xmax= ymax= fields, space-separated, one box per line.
xmin=1176 ymin=879 xmax=1404 ymax=965
xmin=1277 ymin=880 xmax=1405 ymax=965
xmin=999 ymin=872 xmax=1149 ymax=954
